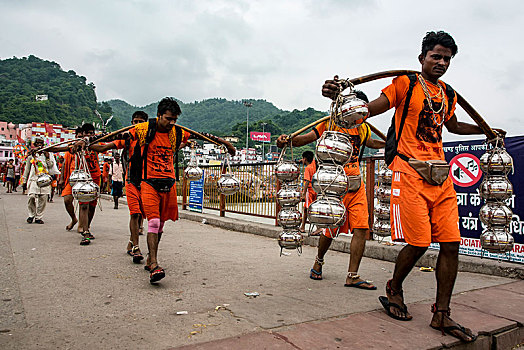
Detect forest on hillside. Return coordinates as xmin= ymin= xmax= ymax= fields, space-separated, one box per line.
xmin=0 ymin=56 xmax=116 ymax=129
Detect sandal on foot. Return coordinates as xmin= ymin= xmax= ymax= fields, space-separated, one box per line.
xmin=378 ymin=279 xmax=412 ymax=321
xmin=309 ymin=256 xmax=324 ymax=280
xmin=430 ymin=304 xmax=477 ymax=342
xmin=80 ymin=233 xmax=91 ymax=246
xmin=84 ymin=231 xmax=95 ymax=240
xmin=378 ymin=296 xmax=411 ymax=321
xmin=149 ymin=265 xmax=165 ymax=283
xmin=130 ymin=246 xmax=144 ymax=264
xmin=344 ymin=273 xmax=377 ymax=290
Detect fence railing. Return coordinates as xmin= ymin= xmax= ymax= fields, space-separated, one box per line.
xmin=178 ymin=156 xmax=384 ymax=234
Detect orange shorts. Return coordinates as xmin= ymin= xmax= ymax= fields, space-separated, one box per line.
xmin=305 ymin=189 xmax=317 ymax=209
xmin=390 ymin=171 xmax=460 ymax=247
xmin=61 ymin=182 xmax=72 ymax=197
xmin=125 ymin=182 xmax=144 ymax=216
xmin=140 ymin=181 xmax=179 ymax=222
xmin=324 ymin=181 xmax=369 ymax=239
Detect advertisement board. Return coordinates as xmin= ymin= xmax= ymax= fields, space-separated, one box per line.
xmin=188 ymin=169 xmax=205 ymax=213
xmin=250 ymin=131 xmax=271 ymax=142
xmin=442 ymin=136 xmax=524 ymax=263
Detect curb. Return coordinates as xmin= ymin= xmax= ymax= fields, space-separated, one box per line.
xmin=100 ymin=195 xmax=524 ymax=279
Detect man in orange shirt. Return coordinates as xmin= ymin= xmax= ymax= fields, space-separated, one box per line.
xmin=88 ymin=111 xmax=148 ymax=262
xmin=277 ymin=91 xmax=385 ymax=290
xmin=321 ymin=31 xmax=505 ymax=342
xmin=102 ymin=159 xmax=110 ymax=194
xmin=120 ymin=99 xmax=189 ymax=283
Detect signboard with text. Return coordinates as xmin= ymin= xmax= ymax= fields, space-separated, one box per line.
xmin=250 ymin=131 xmax=271 ymax=143
xmin=442 ymin=136 xmax=524 ymax=263
xmin=188 ymin=170 xmax=204 ymax=213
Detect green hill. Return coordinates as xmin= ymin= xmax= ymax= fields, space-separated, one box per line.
xmin=0 ymin=55 xmax=116 ymax=129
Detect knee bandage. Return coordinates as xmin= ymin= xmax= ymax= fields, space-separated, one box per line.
xmin=148 ymin=218 xmax=161 ymax=233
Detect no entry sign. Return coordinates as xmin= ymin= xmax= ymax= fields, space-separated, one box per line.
xmin=449 ymin=153 xmax=482 ymax=187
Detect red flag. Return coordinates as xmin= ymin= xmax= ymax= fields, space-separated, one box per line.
xmin=44 ymin=122 xmax=55 ymax=135
xmin=17 ymin=133 xmax=24 ymax=143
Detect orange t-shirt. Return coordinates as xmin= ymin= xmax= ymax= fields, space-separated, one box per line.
xmin=314 ymin=120 xmax=370 ymax=176
xmin=128 ymin=127 xmax=190 ymax=179
xmin=83 ymin=150 xmax=101 ymax=178
xmin=382 ymin=75 xmax=456 ymax=177
xmin=303 ymin=160 xmax=316 ymax=191
xmin=102 ymin=162 xmax=110 ymax=178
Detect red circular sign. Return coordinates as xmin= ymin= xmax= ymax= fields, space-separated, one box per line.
xmin=449 ymin=153 xmax=482 ymax=187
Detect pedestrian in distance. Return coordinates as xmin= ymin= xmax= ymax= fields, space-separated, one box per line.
xmin=22 ymin=137 xmax=60 ymax=224
xmin=110 ymin=153 xmax=124 ymax=209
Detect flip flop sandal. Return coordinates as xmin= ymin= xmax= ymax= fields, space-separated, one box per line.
xmin=309 ymin=256 xmax=324 ymax=280
xmin=149 ymin=266 xmax=165 ymax=284
xmin=378 ymin=296 xmax=412 ymax=321
xmin=80 ymin=234 xmax=91 ymax=246
xmin=131 ymin=246 xmax=144 ymax=264
xmin=430 ymin=304 xmax=477 ymax=342
xmin=345 ymin=280 xmax=377 ymax=290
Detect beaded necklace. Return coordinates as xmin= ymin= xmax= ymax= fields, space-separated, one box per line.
xmin=417 ymin=74 xmax=447 ymax=126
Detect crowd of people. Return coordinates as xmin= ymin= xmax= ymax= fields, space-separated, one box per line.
xmin=5 ymin=30 xmax=506 ymax=344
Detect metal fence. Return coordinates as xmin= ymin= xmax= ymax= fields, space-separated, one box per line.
xmin=178 ymin=156 xmax=384 ymax=234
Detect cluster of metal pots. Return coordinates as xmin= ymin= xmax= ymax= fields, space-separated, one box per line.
xmin=217 ymin=153 xmax=240 ymax=196
xmin=184 ymin=146 xmax=203 ymax=182
xmin=275 ymin=148 xmax=303 ymax=254
xmin=70 ymin=155 xmax=99 ymax=202
xmin=307 ymin=131 xmax=355 ymax=234
xmin=478 ymin=142 xmax=514 ymax=254
xmin=373 ymin=163 xmax=392 ymax=237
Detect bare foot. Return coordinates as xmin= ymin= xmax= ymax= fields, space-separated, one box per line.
xmin=66 ymin=218 xmax=78 ymax=231
xmin=430 ymin=311 xmax=476 ymax=342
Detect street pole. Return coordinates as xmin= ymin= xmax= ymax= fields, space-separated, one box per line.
xmin=261 ymin=122 xmax=267 ymax=161
xmin=243 ymin=101 xmax=252 ymax=159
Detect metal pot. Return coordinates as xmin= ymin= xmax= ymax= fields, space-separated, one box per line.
xmin=275 ymin=160 xmax=300 ymax=183
xmin=480 ymin=227 xmax=514 ymax=253
xmin=479 ymin=202 xmax=513 ymax=226
xmin=276 ymin=187 xmax=302 ymax=207
xmin=377 ymin=166 xmax=393 ymax=185
xmin=72 ymin=181 xmax=99 ymax=202
xmin=479 ymin=175 xmax=513 ymax=201
xmin=278 ymin=230 xmax=304 ymax=250
xmin=315 ymin=131 xmax=353 ymax=165
xmin=373 ymin=218 xmax=391 ymax=237
xmin=312 ymin=164 xmax=348 ymax=197
xmin=36 ymin=173 xmax=53 ymax=188
xmin=185 ymin=165 xmax=203 ymax=181
xmin=334 ymin=93 xmax=369 ymax=129
xmin=277 ymin=207 xmax=302 ymax=229
xmin=480 ymin=148 xmax=513 ymax=175
xmin=69 ymin=169 xmax=92 ymax=187
xmin=374 ymin=203 xmax=390 ymax=220
xmin=217 ymin=173 xmax=241 ymax=195
xmin=308 ymin=196 xmax=346 ymax=228
xmin=375 ymin=186 xmax=391 ymax=204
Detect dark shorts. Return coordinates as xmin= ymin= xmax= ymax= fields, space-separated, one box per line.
xmin=112 ymin=181 xmax=123 ymax=197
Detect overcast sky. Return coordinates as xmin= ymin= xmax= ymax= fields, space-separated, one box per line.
xmin=1 ymin=0 xmax=523 ymax=138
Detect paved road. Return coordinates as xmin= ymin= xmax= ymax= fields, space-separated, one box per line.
xmin=0 ymin=191 xmax=514 ymax=349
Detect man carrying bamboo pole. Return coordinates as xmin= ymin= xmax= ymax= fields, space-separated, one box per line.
xmin=277 ymin=91 xmax=385 ymax=290
xmin=87 ymin=111 xmax=148 ymax=263
xmin=322 ymin=31 xmax=505 ymax=343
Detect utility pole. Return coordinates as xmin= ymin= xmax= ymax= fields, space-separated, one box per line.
xmin=243 ymin=101 xmax=253 ymax=157
xmin=261 ymin=122 xmax=267 ymax=161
